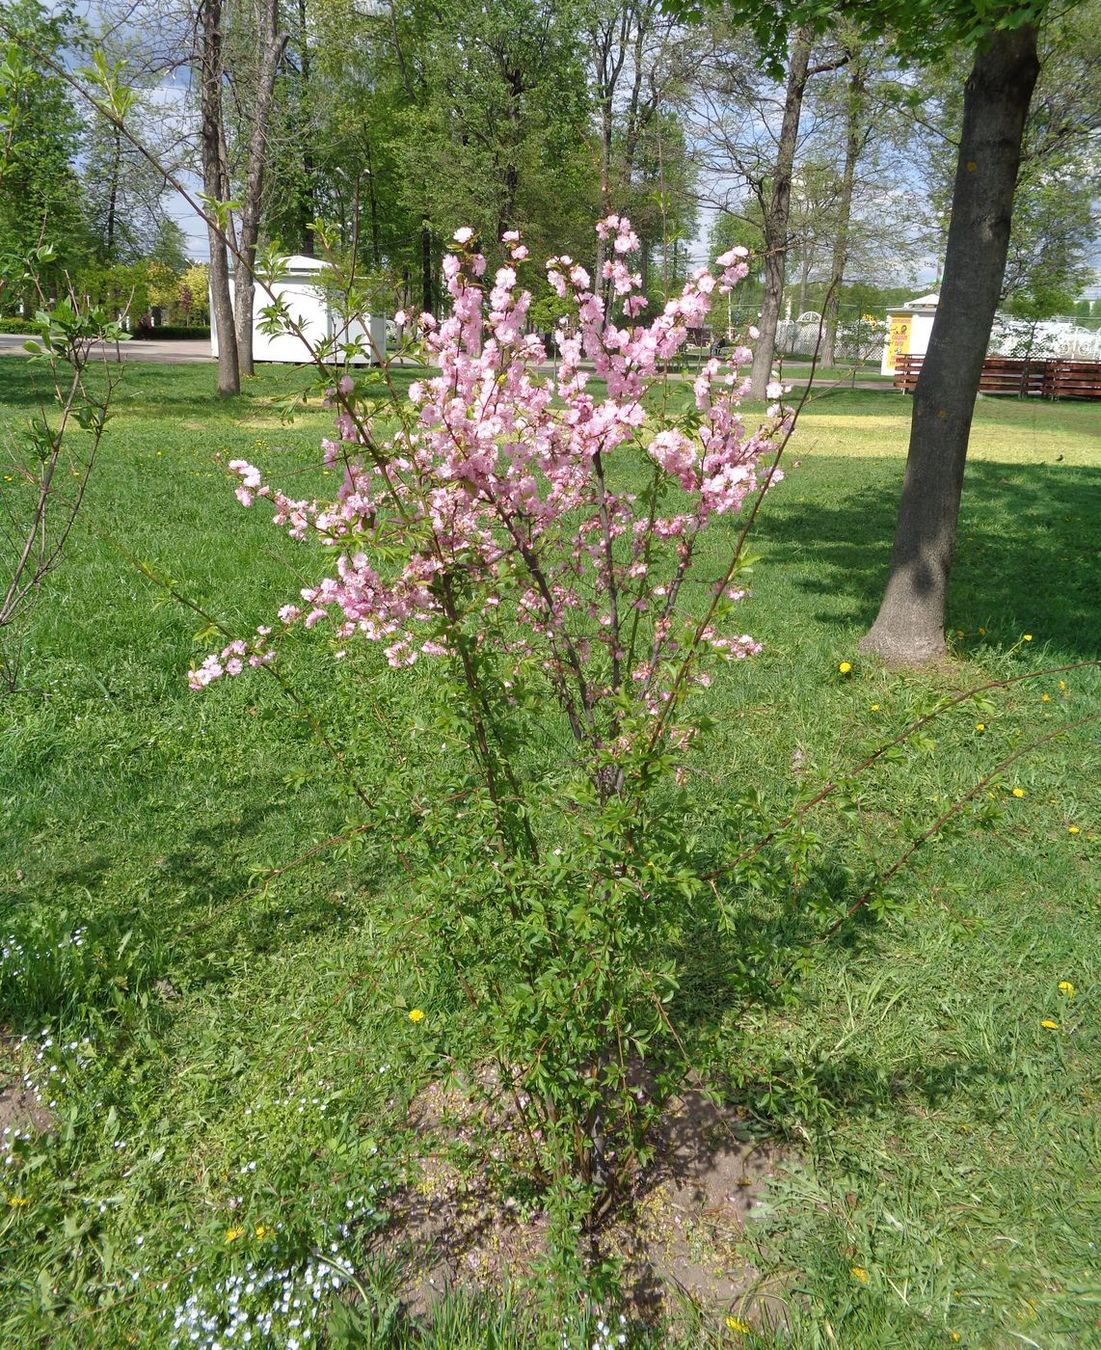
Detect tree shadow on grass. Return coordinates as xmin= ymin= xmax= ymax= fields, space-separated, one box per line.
xmin=663 ymin=841 xmax=1012 ymax=1130
xmin=729 ymin=1049 xmax=1005 ymax=1125
xmin=757 ymin=458 xmax=1101 ymax=657
xmin=675 ymin=846 xmax=883 ymax=1014
xmin=0 ymin=353 xmax=65 ymax=400
xmin=0 ymin=358 xmax=242 ymax=413
xmin=144 ymin=800 xmax=386 ymax=983
xmin=1 ymin=796 xmax=381 ymax=1031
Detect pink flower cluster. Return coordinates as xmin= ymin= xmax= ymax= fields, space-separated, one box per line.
xmin=190 ymin=218 xmax=790 ymax=758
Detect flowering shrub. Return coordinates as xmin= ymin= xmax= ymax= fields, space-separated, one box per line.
xmin=191 ymin=218 xmax=793 ymax=1220
xmin=2 ymin=280 xmax=125 ymax=689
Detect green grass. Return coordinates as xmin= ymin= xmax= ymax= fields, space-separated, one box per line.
xmin=1 ymin=358 xmax=1099 ymax=1348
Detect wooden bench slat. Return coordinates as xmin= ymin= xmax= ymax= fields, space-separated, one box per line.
xmin=893 ymin=354 xmax=1101 ymax=400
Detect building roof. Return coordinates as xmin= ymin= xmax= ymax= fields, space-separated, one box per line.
xmin=281 ymin=255 xmax=329 ymax=273
xmin=228 ymin=254 xmax=328 ymax=276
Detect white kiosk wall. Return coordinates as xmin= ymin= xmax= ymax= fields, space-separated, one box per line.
xmin=210 ymin=255 xmax=387 ymax=364
xmin=881 ymin=294 xmax=939 ymax=376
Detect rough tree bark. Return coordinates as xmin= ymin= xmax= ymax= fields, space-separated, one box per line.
xmin=588 ymin=1 xmax=669 ymax=304
xmin=820 ymin=53 xmax=865 ymax=368
xmin=104 ymin=123 xmax=122 ymax=260
xmin=420 ymin=221 xmax=433 ymax=315
xmin=232 ymin=0 xmax=288 ymax=378
xmin=750 ymin=28 xmax=810 ymax=400
xmin=198 ymin=0 xmax=239 ymax=395
xmin=364 ymin=140 xmax=382 ymax=269
xmin=860 ymin=24 xmax=1040 ymax=665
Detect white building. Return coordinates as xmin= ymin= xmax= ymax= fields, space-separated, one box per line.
xmin=210 ymin=255 xmax=388 ymax=364
xmin=881 ymin=294 xmax=939 ymax=375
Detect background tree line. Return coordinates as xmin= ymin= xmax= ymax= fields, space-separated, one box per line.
xmin=2 ymin=0 xmax=1098 ymax=368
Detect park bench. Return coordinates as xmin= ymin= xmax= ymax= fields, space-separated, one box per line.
xmin=893 ymin=353 xmax=1101 ymax=400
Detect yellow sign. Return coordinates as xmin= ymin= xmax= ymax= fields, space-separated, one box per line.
xmin=886 ymin=315 xmax=912 ymax=373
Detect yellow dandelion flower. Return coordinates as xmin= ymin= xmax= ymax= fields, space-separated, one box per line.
xmin=975 ymin=722 xmax=985 ymax=732
xmin=1042 ymin=693 xmax=1051 ymax=702
xmin=725 ymin=1315 xmax=751 ymax=1334
xmin=1040 ymin=1019 xmax=1059 ymax=1030
xmin=7 ymin=1196 xmax=29 ymax=1207
xmin=225 ymin=1227 xmax=245 ymax=1243
xmin=1058 ymin=981 xmax=1076 ymax=997
xmin=838 ymin=661 xmax=852 ymax=674
xmin=255 ymin=1224 xmax=269 ymax=1239
xmin=1068 ymin=825 xmax=1080 ymax=835
xmin=852 ymin=1266 xmax=869 ymax=1283
xmin=1023 ymin=633 xmax=1033 ymax=641
xmin=1058 ymin=680 xmax=1067 ymax=691
xmin=870 ymin=703 xmax=880 ymax=712
xmin=1012 ymin=787 xmax=1025 ymax=798
xmin=950 ymin=1334 xmax=962 ymax=1344
xmin=408 ymin=1008 xmax=425 ymax=1023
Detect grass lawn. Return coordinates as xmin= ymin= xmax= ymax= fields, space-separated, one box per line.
xmin=1 ymin=358 xmax=1098 ymax=1348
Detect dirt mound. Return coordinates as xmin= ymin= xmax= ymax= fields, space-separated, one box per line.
xmin=369 ymin=1071 xmax=789 ymax=1335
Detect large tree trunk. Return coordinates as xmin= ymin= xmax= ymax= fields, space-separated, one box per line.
xmin=497 ymin=65 xmax=524 ymax=242
xmin=296 ymin=0 xmax=317 ymax=256
xmin=199 ymin=0 xmax=239 ymax=396
xmin=364 ymin=141 xmax=382 ymax=268
xmin=233 ymin=0 xmax=288 ymax=378
xmin=105 ymin=124 xmax=122 ymax=261
xmin=420 ymin=221 xmax=433 ymax=315
xmin=859 ymin=25 xmax=1039 ymax=665
xmin=750 ymin=28 xmax=812 ymax=400
xmin=595 ymin=94 xmax=612 ymax=296
xmin=821 ymin=56 xmax=865 ymax=368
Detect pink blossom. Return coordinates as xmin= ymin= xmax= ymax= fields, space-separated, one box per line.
xmin=647 ymin=429 xmax=697 ymax=491
xmin=193 ymin=216 xmax=788 ymax=757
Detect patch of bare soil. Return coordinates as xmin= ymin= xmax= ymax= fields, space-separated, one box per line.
xmin=0 ymin=1035 xmax=54 ymax=1167
xmin=371 ymin=1072 xmax=789 ymax=1337
xmin=377 ymin=1072 xmax=551 ymax=1319
xmin=605 ymin=1087 xmax=789 ymax=1332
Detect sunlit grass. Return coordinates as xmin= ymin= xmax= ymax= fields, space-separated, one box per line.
xmin=0 ymin=359 xmax=1098 ymax=1347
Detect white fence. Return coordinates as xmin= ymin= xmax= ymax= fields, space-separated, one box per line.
xmin=989 ymin=316 xmax=1101 ymax=361
xmin=776 ymin=312 xmax=886 ymax=362
xmin=777 ymin=310 xmax=1101 ymax=364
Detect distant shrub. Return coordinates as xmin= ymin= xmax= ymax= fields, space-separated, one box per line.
xmin=132 ymin=323 xmax=210 ymax=340
xmin=0 ymin=316 xmax=47 ymax=335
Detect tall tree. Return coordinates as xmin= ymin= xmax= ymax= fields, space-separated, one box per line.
xmin=584 ymin=0 xmax=697 ymax=294
xmin=226 ymin=0 xmax=287 ymax=376
xmin=0 ymin=0 xmax=88 ymax=303
xmin=390 ymin=0 xmax=597 ymax=280
xmin=693 ymin=0 xmax=1078 ymax=662
xmin=196 ymin=0 xmax=239 ymax=393
xmin=81 ymin=99 xmax=177 ymax=264
xmin=860 ymin=22 xmax=1040 ymax=662
xmin=693 ymin=22 xmax=847 ymax=396
xmin=817 ymin=50 xmax=866 ymax=365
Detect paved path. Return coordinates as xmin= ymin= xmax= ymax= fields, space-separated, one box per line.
xmin=0 ymin=333 xmax=895 ymax=391
xmin=0 ymin=333 xmax=215 ymax=363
